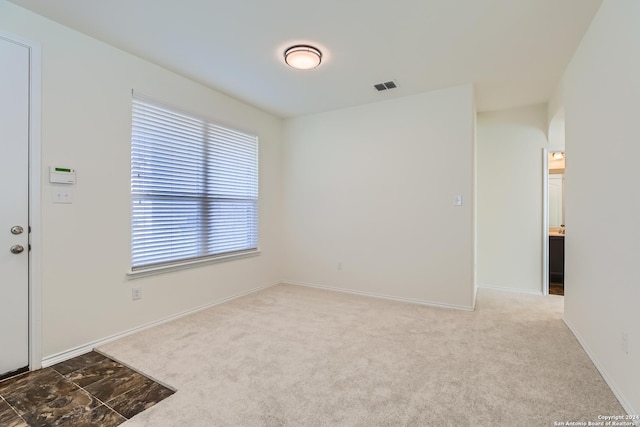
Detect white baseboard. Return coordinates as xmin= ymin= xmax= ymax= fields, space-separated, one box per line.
xmin=477 ymin=284 xmax=544 ymax=296
xmin=563 ymin=317 xmax=638 ymax=420
xmin=284 ymin=280 xmax=475 ymax=312
xmin=41 ymin=280 xmax=279 ymax=367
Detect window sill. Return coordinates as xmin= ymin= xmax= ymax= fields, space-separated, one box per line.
xmin=126 ymin=250 xmax=261 ymax=280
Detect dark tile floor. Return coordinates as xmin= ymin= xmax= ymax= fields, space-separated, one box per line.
xmin=549 ymin=281 xmax=564 ymax=296
xmin=0 ymin=351 xmax=175 ymax=427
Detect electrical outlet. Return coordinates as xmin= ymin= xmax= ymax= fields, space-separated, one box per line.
xmin=132 ymin=287 xmax=142 ymax=300
xmin=621 ymin=332 xmax=629 ymax=355
xmin=337 ymin=262 xmax=343 ymax=271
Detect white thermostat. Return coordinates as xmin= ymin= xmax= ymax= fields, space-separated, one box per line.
xmin=50 ymin=166 xmax=76 ymax=184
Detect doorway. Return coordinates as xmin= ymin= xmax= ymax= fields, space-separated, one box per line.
xmin=0 ymin=31 xmax=42 ymax=378
xmin=547 ymin=151 xmax=565 ymax=296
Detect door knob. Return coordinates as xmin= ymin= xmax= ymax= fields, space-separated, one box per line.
xmin=10 ymin=245 xmax=24 ymax=254
xmin=11 ymin=226 xmax=24 ymax=235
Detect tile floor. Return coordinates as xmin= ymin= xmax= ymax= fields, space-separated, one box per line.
xmin=549 ymin=281 xmax=564 ymax=296
xmin=0 ymin=351 xmax=175 ymax=427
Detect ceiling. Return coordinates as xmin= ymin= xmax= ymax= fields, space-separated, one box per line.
xmin=8 ymin=0 xmax=602 ymax=118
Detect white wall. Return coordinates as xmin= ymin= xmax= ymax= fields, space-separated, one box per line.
xmin=548 ymin=113 xmax=566 ymax=152
xmin=283 ymin=85 xmax=476 ymax=310
xmin=0 ymin=1 xmax=284 ymax=359
xmin=548 ymin=66 xmax=566 ymax=153
xmin=476 ymin=105 xmax=548 ymax=293
xmin=561 ymin=0 xmax=640 ymax=414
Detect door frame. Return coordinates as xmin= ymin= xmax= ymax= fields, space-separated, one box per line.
xmin=542 ymin=148 xmax=549 ymax=296
xmin=1 ymin=31 xmax=42 ymax=372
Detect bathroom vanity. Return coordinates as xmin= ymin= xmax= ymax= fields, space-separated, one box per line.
xmin=549 ymin=231 xmax=565 ymax=283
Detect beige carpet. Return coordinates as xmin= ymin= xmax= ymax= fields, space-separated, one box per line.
xmin=98 ymin=284 xmax=624 ymax=426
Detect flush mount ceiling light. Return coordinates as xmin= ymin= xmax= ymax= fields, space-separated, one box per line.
xmin=284 ymin=45 xmax=322 ymax=70
xmin=552 ymin=152 xmax=565 ymax=160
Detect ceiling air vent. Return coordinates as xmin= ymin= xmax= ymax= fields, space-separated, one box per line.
xmin=374 ymin=80 xmax=397 ymax=91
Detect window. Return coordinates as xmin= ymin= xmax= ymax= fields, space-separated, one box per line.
xmin=131 ymin=94 xmax=258 ymax=272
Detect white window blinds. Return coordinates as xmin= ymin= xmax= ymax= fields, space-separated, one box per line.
xmin=131 ymin=95 xmax=258 ymax=270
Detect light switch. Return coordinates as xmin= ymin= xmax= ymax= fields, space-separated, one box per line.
xmin=455 ymin=195 xmax=462 ymax=206
xmin=53 ymin=188 xmax=73 ymax=203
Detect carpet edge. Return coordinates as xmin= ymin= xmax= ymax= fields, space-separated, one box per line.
xmin=563 ymin=317 xmax=639 ymax=421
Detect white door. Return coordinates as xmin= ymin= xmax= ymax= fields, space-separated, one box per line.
xmin=0 ymin=35 xmax=30 ymax=377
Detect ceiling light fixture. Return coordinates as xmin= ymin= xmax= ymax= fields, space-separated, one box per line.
xmin=552 ymin=152 xmax=565 ymax=160
xmin=284 ymin=45 xmax=322 ymax=70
